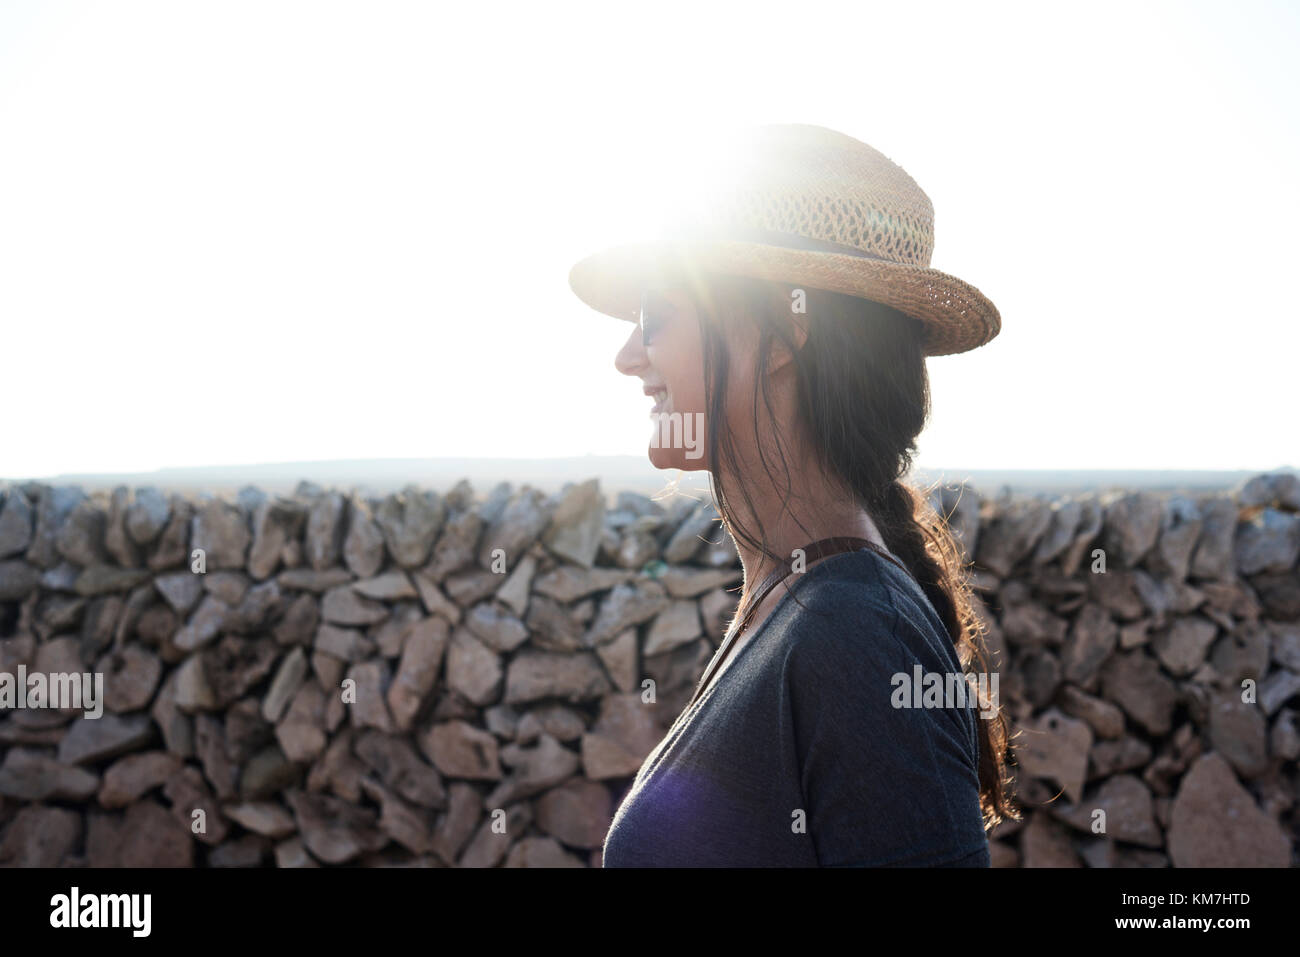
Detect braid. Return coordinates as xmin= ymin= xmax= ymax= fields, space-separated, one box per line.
xmin=873 ymin=480 xmax=958 ymax=638
xmin=874 ymin=477 xmax=1015 ymax=830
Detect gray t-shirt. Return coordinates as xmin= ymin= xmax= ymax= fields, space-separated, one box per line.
xmin=602 ymin=546 xmax=991 ymax=867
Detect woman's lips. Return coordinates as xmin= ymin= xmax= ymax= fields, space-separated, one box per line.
xmin=648 ymin=388 xmax=668 ymax=414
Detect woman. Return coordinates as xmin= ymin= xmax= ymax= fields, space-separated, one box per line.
xmin=568 ymin=124 xmax=1018 ymax=866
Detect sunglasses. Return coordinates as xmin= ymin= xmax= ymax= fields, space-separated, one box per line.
xmin=638 ymin=288 xmax=677 ymax=346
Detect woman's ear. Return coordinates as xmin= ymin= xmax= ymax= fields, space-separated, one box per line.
xmin=765 ymin=282 xmax=809 ymax=374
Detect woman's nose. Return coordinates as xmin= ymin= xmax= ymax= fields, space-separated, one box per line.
xmin=614 ymin=324 xmax=647 ymax=377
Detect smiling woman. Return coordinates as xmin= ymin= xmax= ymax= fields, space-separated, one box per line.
xmin=568 ymin=123 xmax=1017 ymax=867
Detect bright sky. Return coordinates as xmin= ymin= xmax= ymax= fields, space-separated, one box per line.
xmin=1 ymin=0 xmax=1296 ymax=479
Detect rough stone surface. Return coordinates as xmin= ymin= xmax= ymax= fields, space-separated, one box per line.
xmin=0 ymin=476 xmax=1294 ymax=868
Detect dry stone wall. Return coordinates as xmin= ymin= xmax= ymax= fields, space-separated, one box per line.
xmin=0 ymin=472 xmax=1297 ymax=867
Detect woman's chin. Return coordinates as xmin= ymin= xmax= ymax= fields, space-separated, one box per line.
xmin=647 ymin=445 xmax=705 ymax=471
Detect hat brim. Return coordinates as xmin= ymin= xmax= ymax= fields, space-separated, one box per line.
xmin=568 ymin=239 xmax=1000 ymax=357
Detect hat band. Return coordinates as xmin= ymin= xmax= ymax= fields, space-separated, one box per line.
xmin=674 ymin=223 xmax=891 ymax=262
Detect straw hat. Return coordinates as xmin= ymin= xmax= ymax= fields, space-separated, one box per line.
xmin=567 ymin=124 xmax=1000 ymax=357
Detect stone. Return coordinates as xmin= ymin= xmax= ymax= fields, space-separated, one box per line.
xmin=516 ymin=703 xmax=587 ymax=743
xmin=321 ymin=585 xmax=389 ymax=626
xmin=423 ymin=508 xmax=484 ymax=582
xmin=533 ymin=565 xmax=635 ymax=603
xmin=263 ymin=647 xmax=309 ymax=723
xmin=1146 ymin=495 xmax=1202 ymax=581
xmin=274 ymin=837 xmax=320 ymax=868
xmin=1167 ymin=753 xmax=1289 ymax=867
xmin=584 ymin=579 xmax=670 ymax=647
xmin=476 ymin=488 xmax=551 ymax=571
xmin=0 ymin=747 xmax=100 ymax=801
xmin=1236 ymin=508 xmax=1300 ymax=575
xmin=223 ymin=800 xmax=297 ymax=838
xmin=191 ymin=499 xmax=251 ymax=570
xmin=465 ymin=602 xmax=529 ymax=653
xmin=1059 ymin=685 xmax=1125 ymax=739
xmin=73 ymin=565 xmax=150 ymax=596
xmin=659 ymin=565 xmax=741 ymax=599
xmin=1237 ymin=472 xmax=1300 ymax=509
xmin=487 ymin=732 xmax=581 ymax=805
xmin=342 ymin=498 xmax=387 ymax=578
xmin=1259 ymin=668 xmax=1300 ymax=715
xmin=459 ymin=802 xmax=532 ymax=868
xmin=55 ymin=498 xmax=107 ymax=567
xmin=353 ymin=730 xmax=447 ymax=808
xmin=174 ymin=594 xmax=230 ymax=652
xmin=387 ymin=616 xmax=450 ymax=731
xmin=1020 ymin=811 xmax=1082 ymax=867
xmin=285 ymin=789 xmax=386 ymax=865
xmin=376 ymin=486 xmax=446 ymax=568
xmin=155 ymin=570 xmax=203 ymax=614
xmin=0 ymin=805 xmax=81 ymax=866
xmin=439 ymin=566 xmax=493 ymax=605
xmin=359 ymin=776 xmax=433 ymax=854
xmin=505 ymin=649 xmax=611 ymax=705
xmin=273 ymin=592 xmax=320 ymax=647
xmin=541 ymin=479 xmax=606 ymax=568
xmin=240 ymin=744 xmax=299 ymax=800
xmin=663 ymin=501 xmax=719 ymax=563
xmin=346 ymin=660 xmax=396 ymax=733
xmin=644 ymin=599 xmax=703 ymax=656
xmin=1189 ymin=497 xmax=1238 ymax=580
xmin=87 ymin=799 xmax=193 ymax=867
xmin=419 ymin=719 xmax=502 ymax=779
xmin=277 ymin=567 xmax=354 ymax=592
xmin=1210 ymin=622 xmax=1272 ymax=685
xmin=1053 ymin=774 xmax=1162 ymax=847
xmin=430 ymin=782 xmax=483 ymax=865
xmin=444 ymin=627 xmax=503 ymax=706
xmin=57 ymin=713 xmax=154 ymax=765
xmin=1033 ymin=498 xmax=1082 ymax=565
xmin=125 ymin=487 xmax=171 ymax=546
xmin=581 ymin=692 xmax=662 ymax=779
xmin=1000 ymin=601 xmax=1069 ymax=647
xmin=208 ymin=834 xmax=269 ymax=867
xmin=1099 ymin=491 xmax=1163 ymax=568
xmin=173 ymin=652 xmax=218 ymax=712
xmin=1150 ymin=616 xmax=1218 ymax=677
xmin=0 ymin=488 xmax=35 ymax=558
xmin=0 ymin=560 xmax=41 ymax=601
xmin=315 ymin=623 xmax=374 ymax=662
xmin=1014 ymin=709 xmax=1092 ymax=803
xmin=524 ymin=594 xmax=585 ymax=652
xmin=412 ymin=572 xmax=463 ymax=624
xmin=1207 ymin=691 xmax=1269 ymax=778
xmin=977 ymin=497 xmax=1053 ymax=577
xmin=503 ymin=835 xmax=586 ymax=867
xmin=304 ymin=492 xmax=346 ymax=571
xmin=352 ymin=570 xmax=418 ymax=601
xmin=494 ymin=553 xmax=536 ymax=616
xmin=1061 ymin=602 xmax=1116 ymax=684
xmin=534 ymin=776 xmax=613 ymax=849
xmin=248 ymin=498 xmax=305 ymax=581
xmin=1100 ymin=650 xmax=1178 ymax=736
xmin=96 ymin=643 xmax=162 ymax=713
xmin=98 ymin=751 xmax=182 ymax=808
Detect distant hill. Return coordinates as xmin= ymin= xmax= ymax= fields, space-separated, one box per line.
xmin=5 ymin=457 xmax=1295 ymax=501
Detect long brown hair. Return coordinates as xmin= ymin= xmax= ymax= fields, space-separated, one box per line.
xmin=686 ymin=272 xmax=1018 ymax=831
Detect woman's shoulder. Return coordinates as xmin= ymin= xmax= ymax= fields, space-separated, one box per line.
xmin=770 ymin=548 xmax=963 ymax=679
